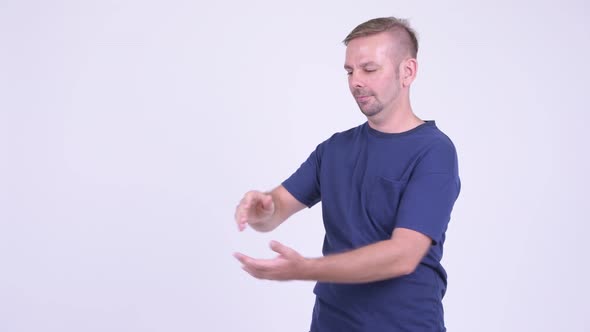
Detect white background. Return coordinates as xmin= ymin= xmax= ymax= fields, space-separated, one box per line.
xmin=1 ymin=0 xmax=589 ymax=331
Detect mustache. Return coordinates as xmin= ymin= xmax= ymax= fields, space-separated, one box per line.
xmin=352 ymin=89 xmax=372 ymax=97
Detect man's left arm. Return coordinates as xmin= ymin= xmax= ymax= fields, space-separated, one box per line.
xmin=234 ymin=227 xmax=430 ymax=283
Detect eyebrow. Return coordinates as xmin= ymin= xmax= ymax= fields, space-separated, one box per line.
xmin=344 ymin=61 xmax=380 ymax=70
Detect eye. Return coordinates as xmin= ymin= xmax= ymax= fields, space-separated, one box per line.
xmin=346 ymin=71 xmax=353 ymax=76
xmin=365 ymin=68 xmax=377 ymax=73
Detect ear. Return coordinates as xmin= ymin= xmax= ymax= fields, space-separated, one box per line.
xmin=400 ymin=58 xmax=418 ymax=88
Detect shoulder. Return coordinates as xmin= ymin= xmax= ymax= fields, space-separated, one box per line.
xmin=322 ymin=122 xmax=367 ymax=146
xmin=419 ymin=122 xmax=458 ymax=155
xmin=308 ymin=123 xmax=367 ymax=161
xmin=414 ymin=123 xmax=459 ymax=172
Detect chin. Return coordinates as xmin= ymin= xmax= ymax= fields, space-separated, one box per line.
xmin=360 ymin=107 xmax=382 ymax=118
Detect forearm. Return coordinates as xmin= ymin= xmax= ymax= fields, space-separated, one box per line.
xmin=302 ymin=239 xmax=418 ymax=283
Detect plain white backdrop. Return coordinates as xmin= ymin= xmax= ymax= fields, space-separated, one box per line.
xmin=1 ymin=0 xmax=589 ymax=331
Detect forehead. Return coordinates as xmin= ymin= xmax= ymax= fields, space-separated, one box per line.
xmin=344 ymin=32 xmax=398 ymax=65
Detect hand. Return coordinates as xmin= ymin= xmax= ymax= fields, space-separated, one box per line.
xmin=234 ymin=191 xmax=275 ymax=231
xmin=234 ymin=241 xmax=309 ymax=281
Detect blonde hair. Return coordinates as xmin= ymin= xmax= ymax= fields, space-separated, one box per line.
xmin=343 ymin=17 xmax=419 ymax=58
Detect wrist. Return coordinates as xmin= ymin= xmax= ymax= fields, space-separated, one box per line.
xmin=300 ymin=257 xmax=319 ymax=281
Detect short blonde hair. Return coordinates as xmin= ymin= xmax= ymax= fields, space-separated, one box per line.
xmin=343 ymin=17 xmax=419 ymax=58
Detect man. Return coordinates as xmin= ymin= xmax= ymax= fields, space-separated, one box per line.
xmin=234 ymin=17 xmax=460 ymax=331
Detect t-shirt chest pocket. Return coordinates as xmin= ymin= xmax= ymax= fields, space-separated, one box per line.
xmin=364 ymin=176 xmax=407 ymax=233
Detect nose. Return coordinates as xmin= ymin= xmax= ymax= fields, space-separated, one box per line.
xmin=348 ymin=72 xmax=364 ymax=89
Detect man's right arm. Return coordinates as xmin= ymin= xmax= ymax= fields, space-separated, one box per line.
xmin=235 ymin=185 xmax=306 ymax=232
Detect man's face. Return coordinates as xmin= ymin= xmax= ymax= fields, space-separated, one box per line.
xmin=344 ymin=32 xmax=402 ymax=118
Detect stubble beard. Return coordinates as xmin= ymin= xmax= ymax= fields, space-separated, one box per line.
xmin=358 ymin=98 xmax=383 ymax=117
xmin=353 ymin=88 xmax=383 ymax=118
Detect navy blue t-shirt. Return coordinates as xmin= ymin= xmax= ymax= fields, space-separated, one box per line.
xmin=282 ymin=121 xmax=460 ymax=332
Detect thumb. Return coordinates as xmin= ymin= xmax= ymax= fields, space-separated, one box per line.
xmin=261 ymin=194 xmax=273 ymax=210
xmin=269 ymin=240 xmax=294 ymax=257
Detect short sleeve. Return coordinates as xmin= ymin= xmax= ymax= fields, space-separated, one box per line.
xmin=395 ymin=139 xmax=461 ymax=244
xmin=282 ymin=143 xmax=323 ymax=208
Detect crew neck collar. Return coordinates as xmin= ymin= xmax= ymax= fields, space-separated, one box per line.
xmin=366 ymin=120 xmax=435 ymax=138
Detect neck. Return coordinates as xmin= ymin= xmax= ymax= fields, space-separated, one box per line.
xmin=367 ymin=101 xmax=423 ymax=134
